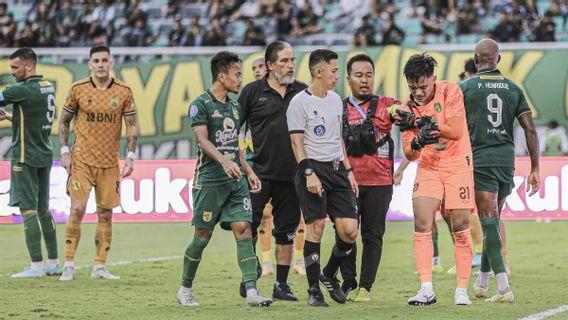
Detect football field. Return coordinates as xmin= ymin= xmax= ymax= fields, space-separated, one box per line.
xmin=1 ymin=220 xmax=567 ymax=320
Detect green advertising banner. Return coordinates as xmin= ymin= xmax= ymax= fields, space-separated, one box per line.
xmin=1 ymin=46 xmax=566 ymax=160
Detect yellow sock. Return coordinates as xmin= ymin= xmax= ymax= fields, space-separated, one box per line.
xmin=261 ymin=250 xmax=272 ymax=264
xmin=294 ymin=249 xmax=303 ymax=261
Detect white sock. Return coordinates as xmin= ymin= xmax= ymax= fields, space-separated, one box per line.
xmin=420 ymin=282 xmax=433 ymax=291
xmin=94 ymin=264 xmax=104 ymax=270
xmin=246 ymin=288 xmax=257 ymax=297
xmin=64 ymin=261 xmax=75 ymax=268
xmin=47 ymin=259 xmax=59 ymax=269
xmin=31 ymin=261 xmax=44 ymax=271
xmin=455 ymin=287 xmax=467 ymax=295
xmin=495 ymin=272 xmax=510 ymax=293
xmin=479 ymin=272 xmax=490 ymax=288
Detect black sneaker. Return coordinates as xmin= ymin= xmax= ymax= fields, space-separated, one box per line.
xmin=319 ymin=272 xmax=346 ymax=304
xmin=239 ymin=256 xmax=263 ymax=298
xmin=307 ymin=286 xmax=329 ymax=307
xmin=272 ymin=282 xmax=298 ymax=301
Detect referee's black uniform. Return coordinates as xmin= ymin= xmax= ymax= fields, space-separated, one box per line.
xmin=238 ymin=76 xmax=306 ymax=244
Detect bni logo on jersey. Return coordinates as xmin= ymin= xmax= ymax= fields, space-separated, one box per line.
xmin=314 ymin=125 xmax=326 ymax=136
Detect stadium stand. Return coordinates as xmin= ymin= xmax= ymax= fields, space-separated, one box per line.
xmin=0 ymin=0 xmax=566 ymax=49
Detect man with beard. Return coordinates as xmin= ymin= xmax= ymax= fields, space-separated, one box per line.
xmin=238 ymin=41 xmax=307 ymax=301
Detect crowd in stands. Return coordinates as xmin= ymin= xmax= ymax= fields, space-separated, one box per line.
xmin=0 ymin=0 xmax=566 ymax=48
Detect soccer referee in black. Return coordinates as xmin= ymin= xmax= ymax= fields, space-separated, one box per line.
xmin=238 ymin=41 xmax=306 ymax=301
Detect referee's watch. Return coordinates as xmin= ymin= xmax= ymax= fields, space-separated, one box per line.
xmin=304 ymin=168 xmax=314 ymax=176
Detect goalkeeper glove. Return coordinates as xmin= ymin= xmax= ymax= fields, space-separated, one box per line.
xmin=411 ymin=122 xmax=440 ymax=151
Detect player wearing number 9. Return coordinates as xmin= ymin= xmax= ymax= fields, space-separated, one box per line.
xmin=0 ymin=47 xmax=61 ymax=278
xmin=461 ymin=39 xmax=541 ymax=303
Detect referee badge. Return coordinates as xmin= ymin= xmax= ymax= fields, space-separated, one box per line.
xmin=314 ymin=125 xmax=326 ymax=136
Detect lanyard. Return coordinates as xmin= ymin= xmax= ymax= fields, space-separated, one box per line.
xmin=349 ymin=96 xmax=367 ymax=120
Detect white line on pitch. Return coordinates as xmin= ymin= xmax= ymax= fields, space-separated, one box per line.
xmin=519 ymin=305 xmax=568 ymax=320
xmin=0 ymin=255 xmax=183 ymax=277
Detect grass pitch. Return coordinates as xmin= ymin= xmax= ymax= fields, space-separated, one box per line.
xmin=1 ymin=220 xmax=567 ymax=320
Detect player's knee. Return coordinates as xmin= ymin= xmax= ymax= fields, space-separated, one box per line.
xmin=195 ymin=228 xmax=213 ymax=240
xmin=342 ymin=229 xmax=358 ymax=244
xmin=70 ymin=206 xmax=86 ymax=219
xmin=232 ymin=222 xmax=253 ymax=239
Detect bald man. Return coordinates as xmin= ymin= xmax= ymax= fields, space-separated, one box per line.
xmin=460 ymin=39 xmax=540 ymax=303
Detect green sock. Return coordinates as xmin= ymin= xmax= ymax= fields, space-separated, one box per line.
xmin=480 ymin=217 xmax=506 ymax=274
xmin=432 ymin=231 xmax=439 ymax=258
xmin=38 ymin=212 xmax=58 ymax=260
xmin=23 ymin=212 xmax=43 ymax=262
xmin=236 ymin=237 xmax=257 ymax=284
xmin=181 ymin=236 xmax=209 ymax=287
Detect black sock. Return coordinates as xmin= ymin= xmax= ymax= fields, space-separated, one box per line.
xmin=303 ymin=240 xmax=321 ymax=289
xmin=323 ymin=237 xmax=354 ymax=278
xmin=276 ymin=264 xmax=290 ymax=284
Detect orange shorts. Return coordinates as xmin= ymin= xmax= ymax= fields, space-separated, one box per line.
xmin=413 ymin=166 xmax=474 ymax=210
xmin=67 ymin=159 xmax=120 ymax=209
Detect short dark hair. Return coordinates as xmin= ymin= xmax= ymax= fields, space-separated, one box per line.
xmin=9 ymin=47 xmax=37 ymax=65
xmin=308 ymin=49 xmax=338 ymax=76
xmin=464 ymin=58 xmax=477 ymax=74
xmin=264 ymin=41 xmax=292 ymax=69
xmin=346 ymin=54 xmax=374 ymax=75
xmin=210 ymin=51 xmax=241 ymax=81
xmin=403 ymin=53 xmax=437 ymax=82
xmin=90 ymin=45 xmax=110 ymax=57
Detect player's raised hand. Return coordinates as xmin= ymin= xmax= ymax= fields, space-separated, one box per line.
xmin=60 ymin=152 xmax=72 ymax=175
xmin=526 ymin=170 xmax=540 ymax=197
xmin=247 ymin=171 xmax=262 ymax=193
xmin=306 ymin=173 xmax=323 ymax=197
xmin=221 ymin=159 xmax=242 ymax=181
xmin=394 ymin=108 xmax=417 ymax=131
xmin=121 ymin=158 xmax=134 ymax=178
xmin=411 ymin=122 xmax=440 ymax=151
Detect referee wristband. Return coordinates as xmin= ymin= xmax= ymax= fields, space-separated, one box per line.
xmin=60 ymin=146 xmax=70 ymax=155
xmin=298 ymin=158 xmax=313 ymax=171
xmin=127 ymin=151 xmax=137 ymax=160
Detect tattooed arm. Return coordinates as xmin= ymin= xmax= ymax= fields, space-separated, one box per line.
xmin=122 ymin=114 xmax=139 ymax=178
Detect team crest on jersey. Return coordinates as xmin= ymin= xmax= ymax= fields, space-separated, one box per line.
xmin=203 ymin=211 xmax=212 ymax=222
xmin=212 ymin=110 xmax=222 ymax=118
xmin=314 ymin=125 xmax=326 ymax=136
xmin=435 ymin=102 xmax=442 ymax=112
xmin=110 ymin=96 xmax=119 ymax=109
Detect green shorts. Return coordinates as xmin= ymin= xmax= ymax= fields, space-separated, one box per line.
xmin=9 ymin=163 xmax=51 ymax=211
xmin=191 ymin=178 xmax=252 ymax=230
xmin=474 ymin=166 xmax=515 ymax=200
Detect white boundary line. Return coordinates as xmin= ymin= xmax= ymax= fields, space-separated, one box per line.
xmin=0 ymin=255 xmax=182 ymax=278
xmin=519 ymin=306 xmax=568 ymax=320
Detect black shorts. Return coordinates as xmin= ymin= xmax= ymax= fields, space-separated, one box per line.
xmin=294 ymin=160 xmax=357 ymax=223
xmin=251 ymin=180 xmax=301 ymax=245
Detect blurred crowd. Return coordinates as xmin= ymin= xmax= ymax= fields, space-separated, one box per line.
xmin=0 ymin=0 xmax=566 ymax=48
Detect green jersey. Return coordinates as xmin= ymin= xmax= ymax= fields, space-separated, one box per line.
xmin=0 ymin=76 xmax=55 ymax=167
xmin=189 ymin=89 xmax=242 ymax=186
xmin=460 ymin=69 xmax=531 ymax=168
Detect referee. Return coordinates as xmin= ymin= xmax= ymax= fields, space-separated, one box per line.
xmin=287 ymin=49 xmax=359 ymax=307
xmin=238 ymin=41 xmax=306 ymax=301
